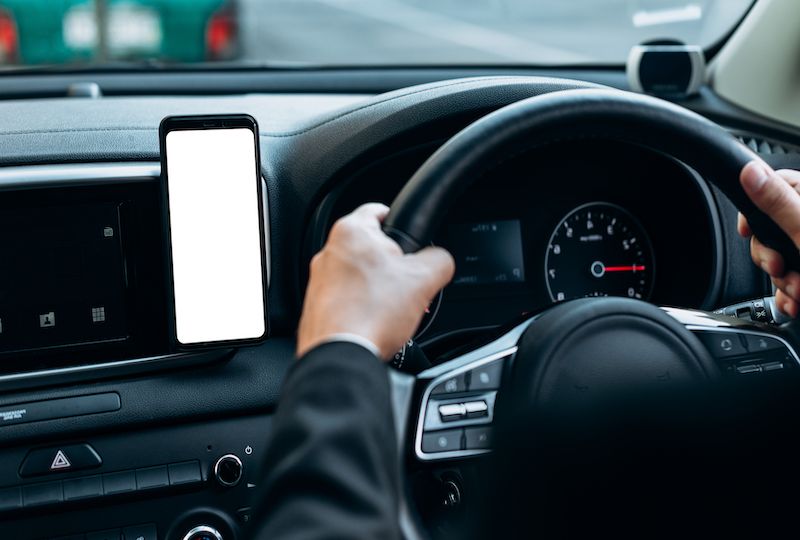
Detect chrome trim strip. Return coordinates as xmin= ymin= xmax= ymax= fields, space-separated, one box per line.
xmin=0 ymin=162 xmax=161 ymax=190
xmin=417 ymin=317 xmax=534 ymax=381
xmin=661 ymin=307 xmax=732 ymax=328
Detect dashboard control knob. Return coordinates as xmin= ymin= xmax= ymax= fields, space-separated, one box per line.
xmin=182 ymin=525 xmax=224 ymax=540
xmin=213 ymin=454 xmax=243 ymax=488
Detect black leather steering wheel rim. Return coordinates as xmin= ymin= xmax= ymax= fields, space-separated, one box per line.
xmin=384 ymin=88 xmax=800 ymax=272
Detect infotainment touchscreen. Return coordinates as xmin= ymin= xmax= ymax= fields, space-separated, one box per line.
xmin=0 ymin=202 xmax=128 ymax=354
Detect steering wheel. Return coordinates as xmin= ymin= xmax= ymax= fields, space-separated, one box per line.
xmin=382 ymin=89 xmax=800 ymax=537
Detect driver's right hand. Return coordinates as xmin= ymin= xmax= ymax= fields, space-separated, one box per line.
xmin=738 ymin=161 xmax=800 ymax=317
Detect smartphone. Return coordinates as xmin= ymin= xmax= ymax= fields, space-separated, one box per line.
xmin=160 ymin=114 xmax=268 ymax=348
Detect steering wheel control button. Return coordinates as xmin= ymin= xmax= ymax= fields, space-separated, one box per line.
xmin=718 ymin=297 xmax=790 ymax=324
xmin=465 ymin=426 xmax=493 ymax=450
xmin=468 ymin=360 xmax=503 ymax=391
xmin=464 ymin=400 xmax=489 ymax=418
xmin=743 ymin=334 xmax=784 ymax=353
xmin=431 ymin=374 xmax=466 ymax=395
xmin=22 ymin=481 xmax=63 ymax=507
xmin=437 ymin=400 xmax=489 ymax=422
xmin=736 ymin=363 xmax=763 ymax=375
xmin=696 ymin=331 xmax=748 ymax=358
xmin=135 ymin=465 xmax=169 ymax=490
xmin=752 ymin=300 xmax=769 ymax=322
xmin=122 ymin=523 xmax=157 ymax=540
xmin=422 ymin=429 xmax=463 ymax=453
xmin=214 ymin=454 xmax=243 ymax=487
xmin=438 ymin=403 xmax=467 ymax=421
xmin=62 ymin=475 xmax=103 ymax=501
xmin=182 ymin=525 xmax=224 ymax=540
xmin=168 ymin=460 xmax=203 ymax=486
xmin=19 ymin=443 xmax=102 ymax=477
xmin=762 ymin=361 xmax=785 ymax=372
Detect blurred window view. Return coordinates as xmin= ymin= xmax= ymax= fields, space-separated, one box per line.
xmin=0 ymin=0 xmax=754 ymax=68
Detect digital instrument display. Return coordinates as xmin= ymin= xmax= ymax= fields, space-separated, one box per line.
xmin=0 ymin=203 xmax=129 ymax=353
xmin=545 ymin=202 xmax=655 ymax=302
xmin=163 ymin=121 xmax=267 ymax=346
xmin=446 ymin=220 xmax=525 ymax=286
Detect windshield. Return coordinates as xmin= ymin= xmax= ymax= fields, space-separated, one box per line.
xmin=0 ymin=0 xmax=754 ymax=69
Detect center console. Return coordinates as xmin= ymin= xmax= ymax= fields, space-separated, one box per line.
xmin=0 ymin=414 xmax=271 ymax=540
xmin=0 ymin=163 xmax=279 ymax=540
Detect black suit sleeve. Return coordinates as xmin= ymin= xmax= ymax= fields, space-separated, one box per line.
xmin=248 ymin=341 xmax=401 ymax=540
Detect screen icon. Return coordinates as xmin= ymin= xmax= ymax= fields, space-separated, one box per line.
xmin=91 ymin=307 xmax=106 ymax=323
xmin=103 ymin=226 xmax=114 ymax=238
xmin=39 ymin=312 xmax=56 ymax=328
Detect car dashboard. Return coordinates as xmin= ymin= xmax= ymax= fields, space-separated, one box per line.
xmin=0 ymin=72 xmax=799 ymax=539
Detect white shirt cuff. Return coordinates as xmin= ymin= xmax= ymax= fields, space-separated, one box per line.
xmin=317 ymin=333 xmax=382 ymax=359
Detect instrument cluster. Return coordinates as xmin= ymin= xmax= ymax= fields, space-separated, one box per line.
xmin=314 ymin=140 xmax=721 ymax=347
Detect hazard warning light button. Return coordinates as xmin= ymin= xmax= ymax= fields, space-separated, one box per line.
xmin=19 ymin=443 xmax=102 ymax=477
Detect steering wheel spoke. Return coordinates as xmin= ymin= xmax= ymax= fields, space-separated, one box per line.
xmin=409 ymin=304 xmax=800 ymax=463
xmin=412 ymin=318 xmax=534 ymax=461
xmin=663 ymin=307 xmax=800 ymax=376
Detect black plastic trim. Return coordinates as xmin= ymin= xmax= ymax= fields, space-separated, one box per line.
xmin=0 ymin=68 xmax=631 ymax=99
xmin=0 ymin=349 xmax=233 ymax=393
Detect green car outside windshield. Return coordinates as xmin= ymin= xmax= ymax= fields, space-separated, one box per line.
xmin=1 ymin=0 xmax=228 ymax=65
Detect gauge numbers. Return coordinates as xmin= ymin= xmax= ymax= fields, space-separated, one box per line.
xmin=545 ymin=202 xmax=655 ymax=303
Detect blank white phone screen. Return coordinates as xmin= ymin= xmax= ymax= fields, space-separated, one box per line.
xmin=166 ymin=128 xmax=266 ymax=345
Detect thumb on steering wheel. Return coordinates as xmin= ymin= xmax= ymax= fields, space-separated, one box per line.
xmin=741 ymin=162 xmax=800 ymax=249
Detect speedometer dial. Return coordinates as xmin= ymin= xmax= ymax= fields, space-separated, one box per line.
xmin=545 ymin=202 xmax=654 ymax=302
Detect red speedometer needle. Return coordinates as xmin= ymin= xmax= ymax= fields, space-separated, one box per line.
xmin=604 ymin=265 xmax=646 ymax=272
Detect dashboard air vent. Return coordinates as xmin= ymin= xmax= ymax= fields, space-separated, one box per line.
xmin=734 ymin=134 xmax=800 ymax=156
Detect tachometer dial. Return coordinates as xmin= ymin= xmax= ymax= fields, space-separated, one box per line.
xmin=545 ymin=202 xmax=654 ymax=302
